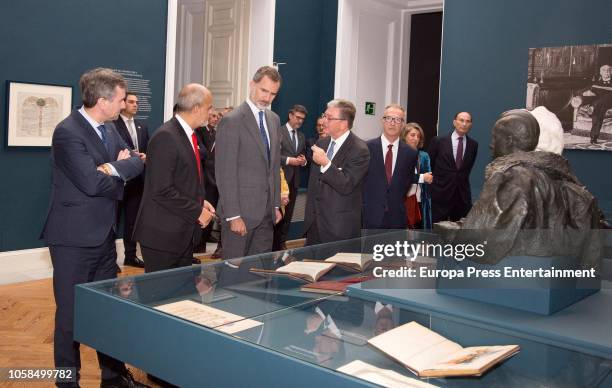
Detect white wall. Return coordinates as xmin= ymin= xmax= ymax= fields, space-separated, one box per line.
xmin=247 ymin=0 xmax=275 ymax=88
xmin=335 ymin=0 xmax=443 ymax=140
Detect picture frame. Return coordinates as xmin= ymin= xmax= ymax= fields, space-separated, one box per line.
xmin=525 ymin=43 xmax=612 ymax=152
xmin=6 ymin=81 xmax=72 ymax=147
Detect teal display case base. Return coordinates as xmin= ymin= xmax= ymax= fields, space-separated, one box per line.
xmin=435 ymin=255 xmax=601 ymax=315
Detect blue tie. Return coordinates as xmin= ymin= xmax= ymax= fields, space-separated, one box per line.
xmin=258 ymin=111 xmax=270 ymax=161
xmin=97 ymin=124 xmax=109 ymax=152
xmin=326 ymin=140 xmax=336 ymax=160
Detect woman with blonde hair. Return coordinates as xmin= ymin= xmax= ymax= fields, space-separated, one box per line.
xmin=402 ymin=123 xmax=433 ymax=229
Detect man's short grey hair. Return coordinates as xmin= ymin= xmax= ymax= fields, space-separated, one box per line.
xmin=80 ymin=68 xmax=127 ymax=108
xmin=384 ymin=104 xmax=405 ymax=116
xmin=176 ymin=84 xmax=208 ymax=112
xmin=327 ymin=99 xmax=356 ymax=129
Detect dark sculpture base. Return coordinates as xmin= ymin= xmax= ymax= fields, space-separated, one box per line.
xmin=436 ymin=255 xmax=600 ymax=315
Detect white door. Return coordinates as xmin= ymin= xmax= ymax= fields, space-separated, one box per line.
xmin=335 ymin=0 xmax=442 ymax=140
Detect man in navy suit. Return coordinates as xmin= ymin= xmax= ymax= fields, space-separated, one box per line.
xmin=428 ymin=111 xmax=479 ymax=223
xmin=41 ymin=68 xmax=146 ymax=387
xmin=113 ymin=92 xmax=149 ymax=268
xmin=362 ymin=104 xmax=418 ymax=229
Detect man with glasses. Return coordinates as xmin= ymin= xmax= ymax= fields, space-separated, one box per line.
xmin=428 ymin=111 xmax=479 ymax=222
xmin=273 ymin=104 xmax=308 ymax=250
xmin=304 ymin=99 xmax=370 ymax=245
xmin=362 ymin=104 xmax=418 ymax=229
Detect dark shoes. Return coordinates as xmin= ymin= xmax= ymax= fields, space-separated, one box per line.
xmin=100 ymin=370 xmax=150 ymax=388
xmin=123 ymin=257 xmax=145 ymax=268
xmin=210 ymin=246 xmax=223 ymax=259
xmin=192 ymin=257 xmax=202 ymax=264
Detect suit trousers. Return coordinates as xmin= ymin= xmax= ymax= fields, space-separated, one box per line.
xmin=141 ymin=241 xmax=194 ymax=273
xmin=221 ymin=202 xmax=274 ymax=260
xmin=201 ymin=182 xmax=220 ymax=248
xmin=272 ymin=182 xmax=298 ymax=250
xmin=432 ymin=198 xmax=472 ymax=223
xmin=119 ymin=182 xmax=143 ymax=259
xmin=50 ymin=231 xmax=126 ymax=381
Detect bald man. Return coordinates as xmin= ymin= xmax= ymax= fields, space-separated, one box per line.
xmin=134 ymin=84 xmax=215 ymax=272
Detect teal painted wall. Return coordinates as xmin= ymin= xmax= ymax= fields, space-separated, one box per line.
xmin=438 ymin=0 xmax=612 ymax=214
xmin=272 ymin=0 xmax=337 ymax=153
xmin=0 ymin=0 xmax=167 ymax=251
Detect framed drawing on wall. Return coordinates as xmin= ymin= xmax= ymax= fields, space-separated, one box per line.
xmin=6 ymin=81 xmax=72 ymax=147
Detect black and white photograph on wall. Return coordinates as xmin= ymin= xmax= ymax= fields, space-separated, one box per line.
xmin=525 ymin=43 xmax=612 ymax=152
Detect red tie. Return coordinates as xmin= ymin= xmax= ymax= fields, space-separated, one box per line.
xmin=385 ymin=144 xmax=393 ymax=184
xmin=191 ymin=132 xmax=202 ymax=182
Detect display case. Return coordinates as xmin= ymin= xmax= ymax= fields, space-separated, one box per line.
xmin=74 ymin=231 xmax=612 ymax=387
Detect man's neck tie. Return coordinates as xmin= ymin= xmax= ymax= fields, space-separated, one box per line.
xmin=127 ymin=119 xmax=138 ymax=151
xmin=191 ymin=132 xmax=202 ymax=182
xmin=290 ymin=130 xmax=297 ymax=152
xmin=258 ymin=111 xmax=270 ymax=161
xmin=456 ymin=136 xmax=464 ymax=170
xmin=385 ymin=144 xmax=393 ymax=184
xmin=97 ymin=124 xmax=109 ymax=153
xmin=326 ymin=140 xmax=336 ymax=160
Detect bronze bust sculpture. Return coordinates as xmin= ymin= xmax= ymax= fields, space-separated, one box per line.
xmin=438 ymin=109 xmax=602 ymax=270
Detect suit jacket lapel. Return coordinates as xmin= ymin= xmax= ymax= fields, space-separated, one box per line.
xmin=392 ymin=142 xmax=407 ymax=185
xmin=443 ymin=134 xmax=456 ymax=168
xmin=135 ymin=121 xmax=145 ymax=150
xmin=114 ymin=119 xmax=132 ymax=149
xmin=280 ymin=124 xmax=290 ymax=152
xmin=371 ymin=137 xmax=387 ymax=185
xmin=462 ymin=136 xmax=475 ymax=169
xmin=331 ymin=132 xmax=353 ymax=167
xmin=73 ymin=111 xmax=110 ymax=161
xmin=240 ymin=102 xmax=268 ymax=162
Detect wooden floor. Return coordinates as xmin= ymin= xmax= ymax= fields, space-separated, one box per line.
xmin=0 ymin=266 xmax=154 ymax=388
xmin=0 ymin=239 xmax=305 ymax=388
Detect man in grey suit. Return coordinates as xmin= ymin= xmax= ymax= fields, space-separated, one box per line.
xmin=273 ymin=104 xmax=308 ymax=250
xmin=304 ymin=99 xmax=370 ymax=245
xmin=215 ymin=66 xmax=283 ymax=259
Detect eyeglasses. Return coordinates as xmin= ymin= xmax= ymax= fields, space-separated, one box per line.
xmin=382 ymin=116 xmax=405 ymax=124
xmin=322 ymin=114 xmax=345 ymax=121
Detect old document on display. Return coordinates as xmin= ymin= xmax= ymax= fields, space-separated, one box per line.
xmin=155 ymin=300 xmax=262 ymax=334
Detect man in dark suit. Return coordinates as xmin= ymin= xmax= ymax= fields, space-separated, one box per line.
xmin=113 ymin=92 xmax=149 ymax=268
xmin=215 ymin=66 xmax=283 ymax=259
xmin=196 ymin=109 xmax=222 ymax=257
xmin=428 ymin=111 xmax=479 ymax=223
xmin=133 ymin=84 xmax=215 ymax=273
xmin=362 ymin=104 xmax=418 ymax=229
xmin=40 ymin=68 xmax=146 ymax=388
xmin=304 ymin=99 xmax=370 ymax=245
xmin=273 ymin=104 xmax=308 ymax=250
